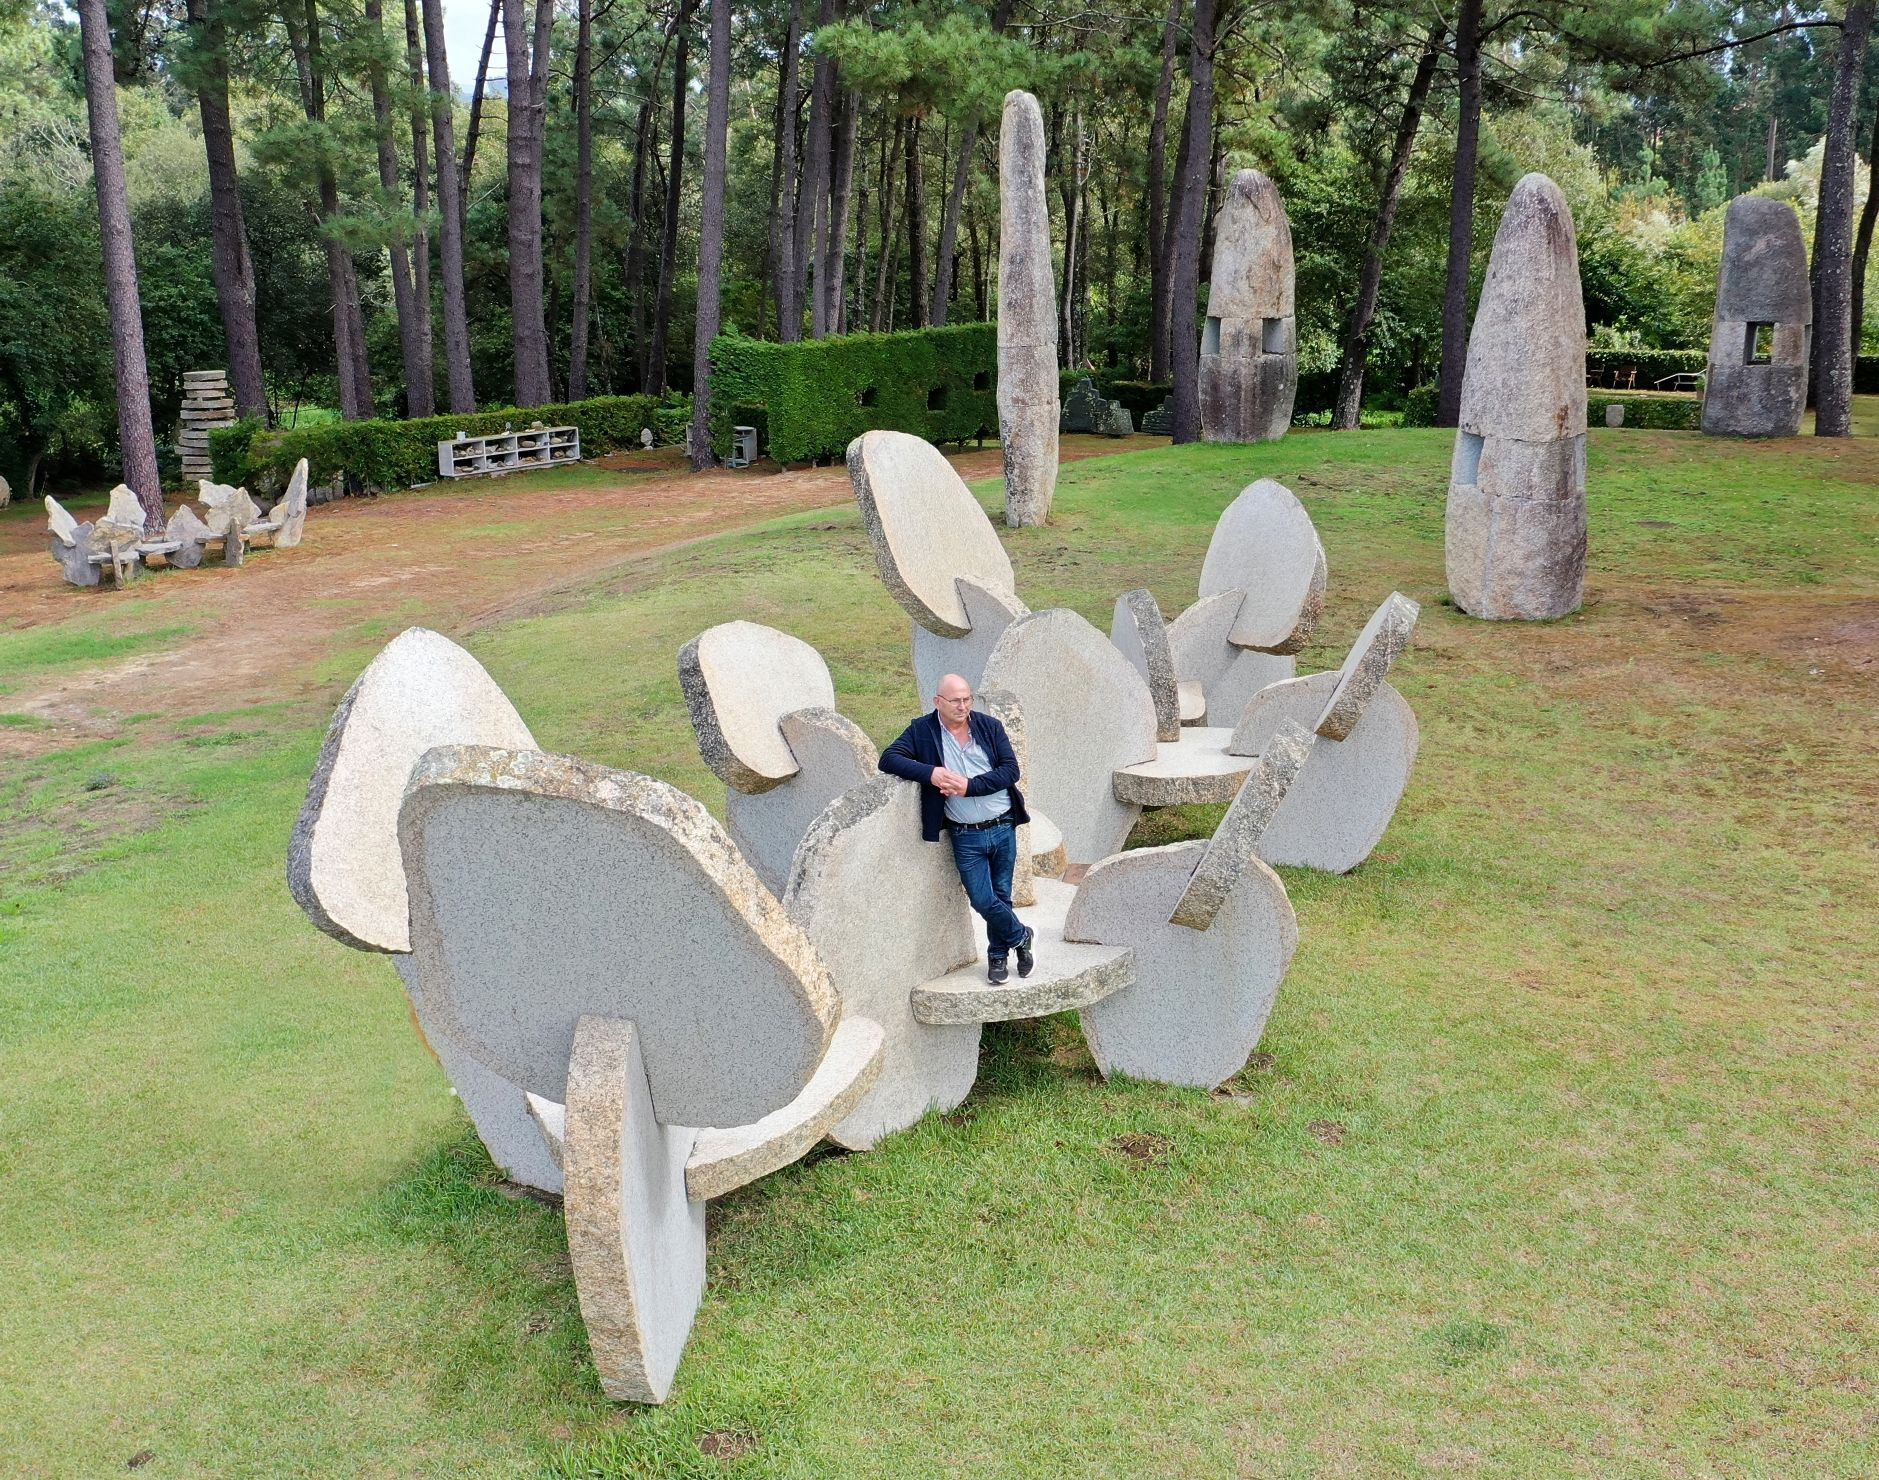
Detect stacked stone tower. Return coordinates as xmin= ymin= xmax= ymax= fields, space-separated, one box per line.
xmin=177 ymin=370 xmax=237 ymax=483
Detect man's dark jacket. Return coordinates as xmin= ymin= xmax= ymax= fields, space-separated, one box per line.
xmin=878 ymin=709 xmax=1030 ymax=843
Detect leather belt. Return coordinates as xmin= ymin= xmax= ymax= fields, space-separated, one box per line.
xmin=947 ymin=814 xmax=1011 ymax=832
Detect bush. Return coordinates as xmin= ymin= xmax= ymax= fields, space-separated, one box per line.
xmin=711 ymin=324 xmax=996 ymax=464
xmin=1587 ymin=391 xmax=1702 ymax=430
xmin=1402 ymin=384 xmax=1438 ymax=427
xmin=210 ymin=393 xmax=690 ymax=493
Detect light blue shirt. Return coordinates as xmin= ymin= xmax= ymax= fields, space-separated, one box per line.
xmin=939 ymin=723 xmax=1009 ymax=824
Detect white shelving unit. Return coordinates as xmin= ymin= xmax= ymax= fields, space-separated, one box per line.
xmin=436 ymin=425 xmax=581 ymax=479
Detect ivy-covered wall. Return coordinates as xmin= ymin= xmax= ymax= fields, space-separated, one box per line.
xmin=709 ymin=324 xmax=997 ymax=464
xmin=209 ymin=394 xmax=691 ymax=492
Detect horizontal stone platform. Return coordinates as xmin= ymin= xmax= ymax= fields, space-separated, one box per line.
xmin=1110 ymin=726 xmax=1254 ymax=806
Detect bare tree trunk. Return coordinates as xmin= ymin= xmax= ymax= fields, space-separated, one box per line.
xmin=825 ymin=89 xmax=858 ymax=333
xmin=1168 ymin=0 xmax=1217 ymax=444
xmin=1436 ymin=0 xmax=1483 ymax=428
xmin=872 ymin=115 xmax=902 ymax=331
xmin=77 ymin=0 xmax=162 ymax=524
xmin=504 ymin=0 xmax=554 ymax=406
xmin=691 ymin=0 xmax=731 ymax=469
xmin=1147 ymin=0 xmax=1182 ymax=381
xmin=625 ymin=93 xmax=655 ymax=388
xmin=366 ymin=0 xmax=431 ymax=417
xmin=1851 ymin=103 xmax=1879 ymax=365
xmin=1332 ymin=23 xmax=1444 ymax=431
xmin=796 ymin=0 xmax=835 ymax=335
xmin=568 ymin=0 xmax=595 ymax=399
xmin=186 ymin=0 xmax=267 ymax=419
xmin=1059 ymin=104 xmax=1085 ymax=366
xmin=421 ymin=0 xmax=476 ymax=409
xmin=460 ymin=0 xmax=501 ymax=240
xmin=771 ymin=0 xmax=803 ymax=340
xmin=1812 ymin=1 xmax=1874 ymax=435
xmin=904 ymin=114 xmax=928 ymax=328
xmin=968 ymin=205 xmax=985 ymax=319
xmin=404 ymin=0 xmax=435 ymax=412
xmin=932 ymin=119 xmax=975 ymax=329
xmin=648 ymin=0 xmax=691 ymax=392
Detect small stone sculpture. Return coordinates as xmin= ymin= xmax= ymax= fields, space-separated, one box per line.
xmin=1701 ymin=195 xmax=1810 ymax=438
xmin=1099 ymin=400 xmax=1134 ymax=437
xmin=1445 ymin=172 xmax=1587 ymax=621
xmin=1200 ymin=170 xmax=1297 ymax=443
xmin=45 ymin=495 xmax=101 ymax=587
xmin=997 ymin=89 xmax=1058 ymax=527
xmin=1061 ymin=376 xmax=1105 ymax=434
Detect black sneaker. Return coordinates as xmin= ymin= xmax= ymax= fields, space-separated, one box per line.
xmin=1015 ymin=927 xmax=1036 ymax=978
xmin=987 ymin=956 xmax=1010 ymax=985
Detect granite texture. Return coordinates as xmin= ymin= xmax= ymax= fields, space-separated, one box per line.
xmin=679 ymin=620 xmax=837 ymax=793
xmin=913 ymin=877 xmax=1132 ymax=1024
xmin=1065 ymin=839 xmax=1297 ymax=1088
xmin=726 ymin=706 xmax=878 ymax=898
xmin=164 ymin=505 xmax=212 ymax=569
xmin=1111 ymin=727 xmax=1254 ymax=807
xmin=1200 ymin=170 xmax=1297 ymax=443
xmin=1702 ymin=195 xmax=1811 ymax=438
xmin=997 ymin=90 xmax=1059 ymax=527
xmin=288 ymin=627 xmax=537 ymax=955
xmin=398 ymin=744 xmax=838 ymax=1125
xmin=1167 ymin=589 xmax=1296 ymax=726
xmin=783 ymin=777 xmax=982 ymax=1149
xmin=1196 ymin=479 xmax=1327 ymax=653
xmin=1229 ymin=670 xmax=1419 ymax=873
xmin=684 ymin=1015 xmax=886 ymax=1200
xmin=1111 ymin=589 xmax=1181 ymax=742
xmin=267 ymin=458 xmax=310 ymax=547
xmin=912 ymin=579 xmax=1029 ymax=706
xmin=848 ymin=429 xmax=1018 ymax=636
xmin=979 ymin=607 xmax=1158 ymax=866
xmin=1313 ymin=592 xmax=1420 ymax=741
xmin=1168 ymin=722 xmax=1311 ymax=929
xmin=561 ymin=1015 xmax=705 ymax=1405
xmin=1447 ymin=172 xmax=1587 ymax=620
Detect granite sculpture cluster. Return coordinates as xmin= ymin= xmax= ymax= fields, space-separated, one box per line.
xmin=288 ymin=426 xmax=1422 ymax=1406
xmin=45 ymin=458 xmax=310 ymax=589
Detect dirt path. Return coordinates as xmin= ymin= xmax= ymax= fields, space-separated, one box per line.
xmin=0 ymin=437 xmax=1140 ymax=753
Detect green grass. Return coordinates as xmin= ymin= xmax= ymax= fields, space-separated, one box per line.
xmin=1 ymin=426 xmax=1875 ymax=1476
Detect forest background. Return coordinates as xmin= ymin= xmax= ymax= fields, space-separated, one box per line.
xmin=2 ymin=0 xmax=1876 ymax=496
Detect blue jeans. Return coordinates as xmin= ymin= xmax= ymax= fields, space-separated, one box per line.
xmin=948 ymin=819 xmax=1027 ymax=958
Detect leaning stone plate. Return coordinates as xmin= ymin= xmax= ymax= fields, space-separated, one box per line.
xmin=680 ymin=620 xmax=837 ymax=793
xmin=399 ymin=745 xmax=838 ymax=1127
xmin=1196 ymin=479 xmax=1327 ymax=653
xmin=289 ymin=627 xmax=537 ymax=954
xmin=848 ymin=429 xmax=1017 ymax=636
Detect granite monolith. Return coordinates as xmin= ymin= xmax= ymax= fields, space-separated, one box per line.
xmin=1702 ymin=195 xmax=1811 ymax=438
xmin=1200 ymin=170 xmax=1297 ymax=443
xmin=997 ymin=90 xmax=1058 ymax=527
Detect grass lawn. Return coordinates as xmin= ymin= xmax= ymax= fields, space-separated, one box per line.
xmin=2 ymin=423 xmax=1875 ymax=1477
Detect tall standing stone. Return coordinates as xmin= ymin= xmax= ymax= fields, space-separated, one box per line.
xmin=1444 ymin=172 xmax=1587 ymax=621
xmin=1199 ymin=170 xmax=1296 ymax=442
xmin=1701 ymin=196 xmax=1811 ymax=438
xmin=997 ymin=90 xmax=1058 ymax=528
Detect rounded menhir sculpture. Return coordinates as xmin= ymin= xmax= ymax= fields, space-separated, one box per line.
xmin=1701 ymin=195 xmax=1811 ymax=439
xmin=1445 ymin=172 xmax=1587 ymax=621
xmin=997 ymin=89 xmax=1059 ymax=527
xmin=1200 ymin=169 xmax=1297 ymax=444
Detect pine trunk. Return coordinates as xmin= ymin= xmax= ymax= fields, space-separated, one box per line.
xmin=1332 ymin=23 xmax=1443 ymax=431
xmin=647 ymin=0 xmax=691 ymax=392
xmin=460 ymin=0 xmax=501 ymax=240
xmin=1851 ymin=104 xmax=1879 ymax=363
xmin=421 ymin=0 xmax=476 ymax=409
xmin=691 ymin=0 xmax=731 ymax=469
xmin=77 ymin=0 xmax=162 ymax=524
xmin=1436 ymin=0 xmax=1483 ymax=428
xmin=1168 ymin=0 xmax=1217 ymax=444
xmin=403 ymin=0 xmax=435 ymax=412
xmin=796 ymin=0 xmax=835 ymax=336
xmin=568 ymin=0 xmax=595 ymax=399
xmin=624 ymin=93 xmax=656 ymax=388
xmin=825 ymin=90 xmax=858 ymax=333
xmin=904 ymin=115 xmax=928 ymax=328
xmin=1146 ymin=0 xmax=1181 ymax=381
xmin=366 ymin=0 xmax=431 ymax=418
xmin=771 ymin=0 xmax=803 ymax=340
xmin=504 ymin=0 xmax=554 ymax=406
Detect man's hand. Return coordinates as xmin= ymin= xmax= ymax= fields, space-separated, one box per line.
xmin=931 ymin=765 xmax=969 ymax=797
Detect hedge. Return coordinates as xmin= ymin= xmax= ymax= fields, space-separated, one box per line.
xmin=1404 ymin=383 xmax=1701 ymax=430
xmin=710 ymin=324 xmax=997 ymax=464
xmin=208 ymin=393 xmax=691 ymax=493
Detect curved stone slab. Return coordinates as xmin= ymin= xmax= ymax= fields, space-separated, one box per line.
xmin=1449 ymin=173 xmax=1587 ymax=620
xmin=399 ymin=746 xmax=838 ymax=1124
xmin=912 ymin=939 xmax=1132 ymax=1026
xmin=1112 ymin=727 xmax=1252 ymax=807
xmin=913 ymin=579 xmax=1030 ymax=707
xmin=164 ymin=505 xmax=212 ymax=569
xmin=1314 ymin=592 xmax=1419 ymax=741
xmin=1229 ymin=671 xmax=1419 ymax=874
xmin=1703 ymin=196 xmax=1811 ymax=438
xmin=396 ymin=954 xmax=565 ymax=1195
xmin=268 ymin=458 xmax=310 ymax=547
xmin=679 ymin=621 xmax=836 ymax=794
xmin=1169 ymin=722 xmax=1312 ymax=930
xmin=784 ymin=777 xmax=981 ymax=1150
xmin=1197 ymin=480 xmax=1327 ymax=653
xmin=289 ymin=627 xmax=537 ymax=954
xmin=562 ymin=1015 xmax=705 ymax=1405
xmin=998 ymin=89 xmax=1058 ymax=528
xmin=684 ymin=1015 xmax=886 ymax=1201
xmin=1200 ymin=170 xmax=1297 ymax=443
xmin=727 ymin=707 xmax=878 ymax=898
xmin=1065 ymin=840 xmax=1297 ymax=1088
xmin=979 ymin=608 xmax=1157 ymax=866
xmin=1167 ymin=590 xmax=1296 ymax=728
xmin=45 ymin=495 xmax=78 ymax=546
xmin=1111 ymin=589 xmax=1180 ymax=742
xmin=848 ymin=429 xmax=1017 ymax=636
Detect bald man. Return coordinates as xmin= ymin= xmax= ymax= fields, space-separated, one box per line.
xmin=879 ymin=674 xmax=1036 ymax=984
